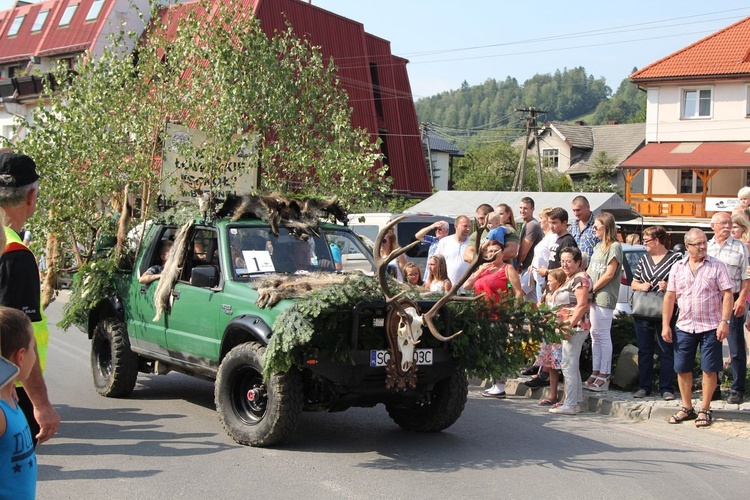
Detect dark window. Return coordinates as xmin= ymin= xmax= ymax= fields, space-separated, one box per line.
xmin=680 ymin=170 xmax=703 ymax=194
xmin=542 ymin=149 xmax=559 ymax=168
xmin=369 ymin=63 xmax=383 ymax=118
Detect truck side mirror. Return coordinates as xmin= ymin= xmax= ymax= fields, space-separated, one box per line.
xmin=190 ymin=265 xmax=219 ymax=288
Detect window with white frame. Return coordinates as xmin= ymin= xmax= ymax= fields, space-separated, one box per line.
xmin=542 ymin=148 xmax=559 ymax=168
xmin=59 ymin=4 xmax=78 ymax=27
xmin=8 ymin=15 xmax=25 ymax=36
xmin=680 ymin=170 xmax=703 ymax=194
xmin=86 ymin=0 xmax=105 ymax=22
xmin=682 ymin=88 xmax=712 ymax=119
xmin=32 ymin=10 xmax=49 ymax=32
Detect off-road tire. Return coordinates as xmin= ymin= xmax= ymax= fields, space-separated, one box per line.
xmin=215 ymin=342 xmax=303 ymax=447
xmin=91 ymin=318 xmax=139 ymax=398
xmin=386 ymin=370 xmax=468 ymax=432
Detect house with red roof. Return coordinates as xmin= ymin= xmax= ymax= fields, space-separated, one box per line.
xmin=0 ymin=0 xmax=150 ymax=138
xmin=0 ymin=0 xmax=432 ymax=197
xmin=622 ymin=16 xmax=750 ymax=221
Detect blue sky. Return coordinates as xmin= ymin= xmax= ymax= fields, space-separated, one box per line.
xmin=5 ymin=0 xmax=750 ymax=99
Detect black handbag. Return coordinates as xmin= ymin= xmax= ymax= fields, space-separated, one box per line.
xmin=630 ymin=290 xmax=664 ymax=320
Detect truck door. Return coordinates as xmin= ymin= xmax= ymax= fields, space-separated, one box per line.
xmin=164 ymin=228 xmax=223 ymax=362
xmin=127 ymin=226 xmax=173 ymax=356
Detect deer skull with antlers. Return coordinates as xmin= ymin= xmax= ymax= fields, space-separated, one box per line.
xmin=374 ymin=216 xmax=492 ymax=390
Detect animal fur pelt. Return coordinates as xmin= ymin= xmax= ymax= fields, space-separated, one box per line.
xmin=254 ymin=272 xmax=351 ymax=308
xmin=215 ymin=193 xmax=348 ymax=240
xmin=153 ymin=221 xmax=193 ymax=321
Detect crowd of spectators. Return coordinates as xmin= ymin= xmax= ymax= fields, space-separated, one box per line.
xmin=385 ymin=190 xmax=750 ymax=426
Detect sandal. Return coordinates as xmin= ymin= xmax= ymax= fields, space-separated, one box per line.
xmin=695 ymin=409 xmax=713 ymax=428
xmin=668 ymin=406 xmax=697 ymax=424
xmin=587 ymin=375 xmax=610 ymax=392
xmin=583 ymin=375 xmax=597 ymax=388
xmin=538 ymin=398 xmax=557 ymax=406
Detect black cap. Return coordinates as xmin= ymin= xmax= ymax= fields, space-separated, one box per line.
xmin=0 ymin=153 xmax=40 ymax=188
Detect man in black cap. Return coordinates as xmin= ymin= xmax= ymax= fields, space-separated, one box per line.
xmin=0 ymin=152 xmax=60 ymax=445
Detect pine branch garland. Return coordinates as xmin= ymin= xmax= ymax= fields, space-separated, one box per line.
xmin=263 ymin=275 xmax=565 ymax=380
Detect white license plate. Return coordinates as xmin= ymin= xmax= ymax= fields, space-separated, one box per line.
xmin=369 ymin=349 xmax=433 ymax=367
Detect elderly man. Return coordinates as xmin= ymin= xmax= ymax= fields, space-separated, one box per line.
xmin=0 ymin=152 xmax=60 ymax=445
xmin=663 ymin=228 xmax=733 ymax=428
xmin=570 ymin=195 xmax=600 ymax=260
xmin=708 ymin=211 xmax=749 ymax=404
xmin=415 ymin=219 xmax=450 ymax=281
xmin=435 ymin=215 xmax=472 ymax=290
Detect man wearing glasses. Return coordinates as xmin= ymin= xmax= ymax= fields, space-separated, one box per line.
xmin=662 ymin=228 xmax=733 ymax=428
xmin=707 ymin=212 xmax=749 ymax=404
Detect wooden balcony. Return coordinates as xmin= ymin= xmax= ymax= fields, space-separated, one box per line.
xmin=628 ymin=193 xmax=729 ymax=219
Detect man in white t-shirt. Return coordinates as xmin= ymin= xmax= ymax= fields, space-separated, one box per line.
xmin=435 ymin=215 xmax=471 ymax=290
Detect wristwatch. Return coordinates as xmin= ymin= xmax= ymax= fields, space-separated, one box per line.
xmin=720 ymin=319 xmax=730 ymax=324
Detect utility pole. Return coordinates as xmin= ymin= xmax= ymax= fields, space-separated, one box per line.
xmin=512 ymin=107 xmax=547 ymax=192
xmin=421 ymin=122 xmax=435 ymax=188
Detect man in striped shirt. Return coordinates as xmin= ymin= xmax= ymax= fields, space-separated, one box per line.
xmin=663 ymin=228 xmax=733 ymax=427
xmin=708 ymin=211 xmax=749 ymax=404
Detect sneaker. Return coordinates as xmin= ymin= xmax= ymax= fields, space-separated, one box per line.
xmin=524 ymin=376 xmax=550 ymax=389
xmin=727 ymin=392 xmax=744 ymax=404
xmin=521 ymin=365 xmax=539 ymax=376
xmin=549 ymin=405 xmax=578 ymax=415
xmin=480 ymin=390 xmax=506 ymax=399
xmin=633 ymin=389 xmax=650 ymax=398
xmin=661 ymin=391 xmax=676 ymax=401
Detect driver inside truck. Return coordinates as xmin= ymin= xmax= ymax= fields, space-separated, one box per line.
xmin=138 ymin=240 xmax=173 ymax=284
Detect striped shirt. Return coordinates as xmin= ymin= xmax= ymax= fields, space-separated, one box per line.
xmin=667 ymin=254 xmax=733 ymax=333
xmin=632 ymin=250 xmax=682 ymax=286
xmin=707 ymin=236 xmax=749 ymax=294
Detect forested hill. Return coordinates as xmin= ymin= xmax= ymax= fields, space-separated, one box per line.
xmin=414 ymin=67 xmax=646 ymax=131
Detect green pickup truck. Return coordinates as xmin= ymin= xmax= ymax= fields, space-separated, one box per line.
xmin=80 ymin=217 xmax=467 ymax=446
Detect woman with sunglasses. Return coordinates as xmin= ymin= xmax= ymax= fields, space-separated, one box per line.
xmin=584 ymin=212 xmax=622 ymax=392
xmin=630 ymin=226 xmax=681 ymax=400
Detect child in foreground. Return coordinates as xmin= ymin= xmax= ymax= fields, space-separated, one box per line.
xmin=0 ymin=306 xmax=38 ymax=500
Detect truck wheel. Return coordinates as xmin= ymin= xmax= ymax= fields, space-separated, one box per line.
xmin=386 ymin=370 xmax=468 ymax=432
xmin=215 ymin=343 xmax=303 ymax=447
xmin=91 ymin=318 xmax=138 ymax=398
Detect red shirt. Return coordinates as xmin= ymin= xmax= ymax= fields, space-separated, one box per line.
xmin=474 ymin=264 xmax=510 ymax=304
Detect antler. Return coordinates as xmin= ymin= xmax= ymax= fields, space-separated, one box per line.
xmin=422 ymin=222 xmax=492 ymax=342
xmin=373 ymin=215 xmax=422 ymax=301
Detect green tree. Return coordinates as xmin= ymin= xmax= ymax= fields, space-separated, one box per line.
xmin=575 ymin=151 xmax=622 ymax=196
xmin=9 ymin=0 xmax=388 ymax=296
xmin=452 ymin=138 xmax=571 ymax=192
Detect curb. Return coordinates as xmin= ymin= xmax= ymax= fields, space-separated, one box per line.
xmin=470 ymin=378 xmax=750 ymax=424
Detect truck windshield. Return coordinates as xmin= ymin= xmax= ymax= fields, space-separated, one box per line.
xmin=227 ymin=226 xmax=375 ymax=278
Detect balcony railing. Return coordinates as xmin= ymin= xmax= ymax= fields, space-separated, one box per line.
xmin=628 ymin=193 xmax=729 ymax=219
xmin=0 ymin=73 xmax=58 ymax=102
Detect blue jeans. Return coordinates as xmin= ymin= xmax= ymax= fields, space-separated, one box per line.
xmin=728 ymin=312 xmax=747 ymax=394
xmin=633 ymin=317 xmax=675 ymax=394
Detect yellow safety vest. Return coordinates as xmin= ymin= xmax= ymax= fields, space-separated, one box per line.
xmin=3 ymin=226 xmax=49 ymax=375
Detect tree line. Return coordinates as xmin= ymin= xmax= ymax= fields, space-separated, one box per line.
xmin=415 ymin=67 xmax=646 ymax=132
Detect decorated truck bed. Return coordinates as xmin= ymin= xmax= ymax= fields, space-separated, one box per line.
xmin=74 ymin=199 xmax=557 ymax=447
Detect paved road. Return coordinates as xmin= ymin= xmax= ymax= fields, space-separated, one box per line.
xmin=36 ymin=292 xmax=750 ymax=499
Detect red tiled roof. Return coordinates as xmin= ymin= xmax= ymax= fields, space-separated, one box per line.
xmin=631 ymin=16 xmax=750 ymax=81
xmin=0 ymin=0 xmax=115 ymax=65
xmin=620 ymin=142 xmax=750 ymax=168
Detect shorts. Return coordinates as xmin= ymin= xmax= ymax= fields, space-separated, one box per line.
xmin=673 ymin=327 xmax=723 ymax=374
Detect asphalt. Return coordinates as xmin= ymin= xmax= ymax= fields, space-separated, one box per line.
xmin=469 ymin=377 xmax=750 ymax=424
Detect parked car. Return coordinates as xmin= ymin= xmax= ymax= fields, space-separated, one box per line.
xmin=615 ymin=243 xmax=648 ymax=317
xmin=348 ymin=213 xmax=456 ymax=277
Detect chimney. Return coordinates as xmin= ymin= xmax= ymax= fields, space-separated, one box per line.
xmin=575 ymin=120 xmax=585 ymax=126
